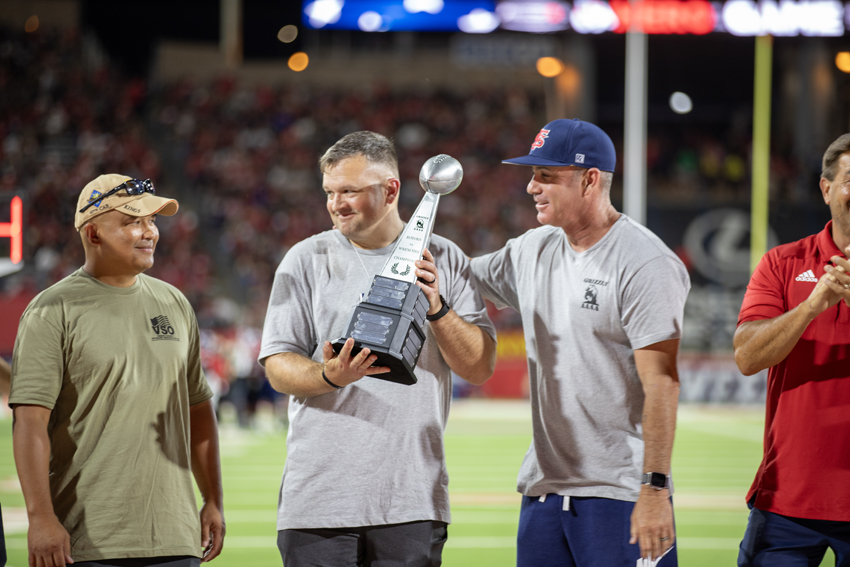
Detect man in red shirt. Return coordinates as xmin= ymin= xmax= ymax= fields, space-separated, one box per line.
xmin=735 ymin=133 xmax=850 ymax=566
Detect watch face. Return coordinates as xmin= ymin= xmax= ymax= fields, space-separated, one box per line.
xmin=643 ymin=472 xmax=667 ymax=488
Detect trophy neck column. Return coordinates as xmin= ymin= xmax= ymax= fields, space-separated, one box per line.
xmin=378 ymin=192 xmax=440 ymax=283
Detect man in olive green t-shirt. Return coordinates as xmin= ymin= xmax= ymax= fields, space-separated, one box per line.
xmin=10 ymin=174 xmax=225 ymax=567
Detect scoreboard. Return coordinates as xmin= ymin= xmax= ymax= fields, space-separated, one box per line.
xmin=0 ymin=194 xmax=23 ymax=278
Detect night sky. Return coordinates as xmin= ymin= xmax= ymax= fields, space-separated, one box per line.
xmin=80 ymin=0 xmax=304 ymax=75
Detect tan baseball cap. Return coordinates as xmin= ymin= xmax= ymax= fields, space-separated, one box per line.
xmin=75 ymin=174 xmax=179 ymax=231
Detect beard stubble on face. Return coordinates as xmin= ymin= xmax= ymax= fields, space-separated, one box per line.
xmin=831 ymin=196 xmax=850 ymax=248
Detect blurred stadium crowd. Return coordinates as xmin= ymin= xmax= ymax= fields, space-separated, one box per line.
xmin=1 ymin=24 xmax=809 ymax=409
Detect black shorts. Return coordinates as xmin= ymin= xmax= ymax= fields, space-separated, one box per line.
xmin=278 ymin=520 xmax=448 ymax=567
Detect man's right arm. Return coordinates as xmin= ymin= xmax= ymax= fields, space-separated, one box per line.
xmin=734 ymin=266 xmax=849 ymax=375
xmin=264 ymin=338 xmax=390 ymax=397
xmin=13 ymin=404 xmax=74 ymax=567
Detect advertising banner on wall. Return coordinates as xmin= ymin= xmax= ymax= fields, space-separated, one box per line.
xmin=303 ymin=0 xmax=849 ymax=36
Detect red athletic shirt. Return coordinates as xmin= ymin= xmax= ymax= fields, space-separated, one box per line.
xmin=738 ymin=221 xmax=850 ymax=521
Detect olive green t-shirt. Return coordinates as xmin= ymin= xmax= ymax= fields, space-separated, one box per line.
xmin=10 ymin=268 xmax=212 ymax=561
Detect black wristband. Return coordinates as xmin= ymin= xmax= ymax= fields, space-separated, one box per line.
xmin=426 ymin=295 xmax=451 ymax=322
xmin=322 ymin=369 xmax=343 ymax=389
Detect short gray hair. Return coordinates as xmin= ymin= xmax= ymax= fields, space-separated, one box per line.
xmin=600 ymin=171 xmax=613 ymax=194
xmin=574 ymin=168 xmax=613 ymax=195
xmin=319 ymin=131 xmax=399 ymax=177
xmin=822 ymin=133 xmax=850 ymax=181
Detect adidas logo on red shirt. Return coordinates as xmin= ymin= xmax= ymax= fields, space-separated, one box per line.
xmin=795 ymin=269 xmax=818 ymax=282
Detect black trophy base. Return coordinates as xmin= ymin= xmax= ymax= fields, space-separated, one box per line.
xmin=332 ymin=276 xmax=430 ymax=385
xmin=331 ymin=337 xmax=418 ymax=385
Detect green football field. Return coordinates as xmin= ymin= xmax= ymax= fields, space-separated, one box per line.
xmin=0 ymin=401 xmax=836 ymax=567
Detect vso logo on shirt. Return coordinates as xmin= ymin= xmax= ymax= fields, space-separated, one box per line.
xmin=150 ymin=315 xmax=179 ymax=341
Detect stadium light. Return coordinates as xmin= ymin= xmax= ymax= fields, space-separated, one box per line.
xmin=496 ymin=1 xmax=570 ymax=32
xmin=570 ymin=0 xmax=619 ymax=33
xmin=537 ymin=56 xmax=564 ymax=78
xmin=304 ymin=0 xmax=344 ymax=28
xmin=837 ymin=52 xmax=850 ymax=73
xmin=358 ymin=11 xmax=385 ymax=30
xmin=404 ymin=0 xmax=445 ymax=13
xmin=669 ymin=92 xmax=693 ymax=114
xmin=458 ymin=8 xmax=501 ymax=32
xmin=288 ymin=52 xmax=310 ymax=72
xmin=277 ymin=25 xmax=299 ymax=43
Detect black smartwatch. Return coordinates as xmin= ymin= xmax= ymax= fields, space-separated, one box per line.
xmin=426 ymin=295 xmax=451 ymax=321
xmin=641 ymin=472 xmax=669 ymax=490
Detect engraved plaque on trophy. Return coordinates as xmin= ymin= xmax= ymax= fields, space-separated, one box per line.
xmin=331 ymin=155 xmax=463 ymax=385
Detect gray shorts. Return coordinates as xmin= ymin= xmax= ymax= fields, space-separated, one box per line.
xmin=72 ymin=556 xmax=200 ymax=567
xmin=278 ymin=520 xmax=448 ymax=567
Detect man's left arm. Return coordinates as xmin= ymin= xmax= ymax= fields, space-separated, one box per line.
xmin=189 ymin=399 xmax=225 ymax=562
xmin=427 ymin=310 xmax=496 ymax=385
xmin=415 ymin=249 xmax=496 ymax=385
xmin=629 ymin=338 xmax=680 ymax=561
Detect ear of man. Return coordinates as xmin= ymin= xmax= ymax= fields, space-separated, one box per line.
xmin=820 ymin=176 xmax=832 ymax=205
xmin=82 ymin=220 xmax=101 ymax=247
xmin=583 ymin=168 xmax=601 ymax=195
xmin=385 ymin=178 xmax=401 ymax=205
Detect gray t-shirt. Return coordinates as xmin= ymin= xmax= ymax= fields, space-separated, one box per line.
xmin=470 ymin=215 xmax=690 ymax=502
xmin=259 ymin=228 xmax=495 ymax=530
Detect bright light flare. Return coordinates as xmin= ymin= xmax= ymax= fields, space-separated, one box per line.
xmin=358 ymin=11 xmax=383 ymax=31
xmin=404 ymin=0 xmax=444 ymax=14
xmin=570 ymin=1 xmax=619 ymax=34
xmin=458 ymin=8 xmax=500 ymax=33
xmin=288 ymin=52 xmax=309 ymax=72
xmin=304 ymin=0 xmax=343 ymax=28
xmin=669 ymin=91 xmax=693 ymax=114
xmin=836 ymin=52 xmax=850 ymax=73
xmin=537 ymin=56 xmax=565 ymax=78
xmin=278 ymin=25 xmax=298 ymax=43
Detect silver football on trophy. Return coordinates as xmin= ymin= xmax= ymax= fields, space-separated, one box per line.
xmin=419 ymin=154 xmax=463 ymax=195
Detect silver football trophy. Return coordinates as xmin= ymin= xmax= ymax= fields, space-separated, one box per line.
xmin=332 ymin=154 xmax=463 ymax=385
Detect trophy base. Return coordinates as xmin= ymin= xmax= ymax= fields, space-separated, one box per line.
xmin=331 ymin=338 xmax=418 ymax=385
xmin=332 ymin=276 xmax=430 ymax=386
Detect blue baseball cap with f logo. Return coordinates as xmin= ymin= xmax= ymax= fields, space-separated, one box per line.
xmin=503 ymin=118 xmax=616 ymax=172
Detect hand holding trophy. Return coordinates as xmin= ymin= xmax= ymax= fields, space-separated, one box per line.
xmin=331 ymin=155 xmax=463 ymax=385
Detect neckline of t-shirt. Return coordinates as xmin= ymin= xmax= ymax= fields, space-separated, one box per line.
xmin=562 ymin=214 xmax=627 ymax=257
xmin=332 ymin=226 xmax=404 ymax=257
xmin=75 ymin=267 xmax=142 ymax=294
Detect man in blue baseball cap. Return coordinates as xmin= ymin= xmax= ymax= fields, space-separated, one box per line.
xmin=470 ymin=118 xmax=690 ymax=566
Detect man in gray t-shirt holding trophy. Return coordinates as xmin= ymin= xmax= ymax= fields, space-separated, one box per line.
xmin=471 ymin=119 xmax=690 ymax=567
xmin=259 ymin=131 xmax=496 ymax=567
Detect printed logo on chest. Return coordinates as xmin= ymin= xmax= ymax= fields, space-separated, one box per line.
xmin=151 ymin=315 xmax=180 ymax=341
xmin=795 ymin=269 xmax=817 ymax=282
xmin=581 ymin=278 xmax=609 ymax=311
